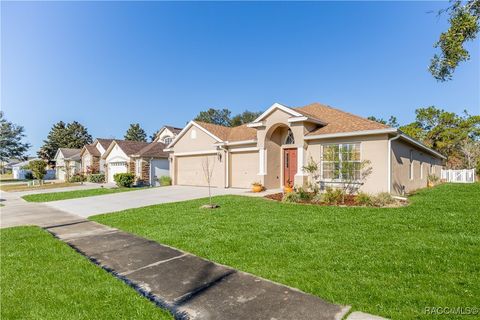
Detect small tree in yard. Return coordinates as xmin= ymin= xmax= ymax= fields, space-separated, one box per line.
xmin=29 ymin=160 xmax=47 ymax=182
xmin=323 ymin=145 xmax=372 ymax=203
xmin=202 ymin=156 xmax=218 ymax=208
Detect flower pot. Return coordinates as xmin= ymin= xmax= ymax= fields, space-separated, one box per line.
xmin=252 ymin=185 xmax=263 ymax=193
xmin=284 ymin=186 xmax=293 ymax=193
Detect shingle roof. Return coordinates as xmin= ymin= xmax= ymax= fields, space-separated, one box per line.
xmin=59 ymin=148 xmax=81 ymax=161
xmin=294 ymin=103 xmax=390 ymax=135
xmin=134 ymin=141 xmax=168 ymax=158
xmin=164 ymin=126 xmax=182 ymax=135
xmin=195 ymin=121 xmax=257 ymax=142
xmin=114 ymin=140 xmax=151 ymax=156
xmin=96 ymin=138 xmax=114 ymax=150
xmin=84 ymin=144 xmax=101 ymax=157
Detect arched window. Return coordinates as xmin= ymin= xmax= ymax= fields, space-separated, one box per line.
xmin=285 ymin=129 xmax=295 ymax=144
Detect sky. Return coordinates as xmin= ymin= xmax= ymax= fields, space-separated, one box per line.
xmin=2 ymin=1 xmax=479 ymax=154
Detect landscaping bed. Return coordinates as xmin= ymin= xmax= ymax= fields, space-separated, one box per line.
xmin=0 ymin=226 xmax=172 ymax=319
xmin=91 ymin=183 xmax=480 ymax=320
xmin=265 ymin=192 xmax=358 ymax=205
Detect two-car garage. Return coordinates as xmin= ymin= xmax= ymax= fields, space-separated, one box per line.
xmin=174 ymin=151 xmax=259 ymax=189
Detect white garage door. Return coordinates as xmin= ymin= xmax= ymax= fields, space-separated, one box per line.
xmin=57 ymin=168 xmax=65 ymax=181
xmin=229 ymin=151 xmax=259 ymax=188
xmin=176 ymin=155 xmax=222 ymax=187
xmin=108 ymin=162 xmax=128 ymax=183
xmin=150 ymin=159 xmax=170 ymax=186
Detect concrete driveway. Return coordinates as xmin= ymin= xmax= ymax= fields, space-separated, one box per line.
xmin=44 ymin=186 xmax=250 ymax=217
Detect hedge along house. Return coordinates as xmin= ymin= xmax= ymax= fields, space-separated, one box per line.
xmin=79 ymin=138 xmax=113 ymax=174
xmin=165 ymin=102 xmax=445 ymax=195
xmin=102 ymin=139 xmax=169 ymax=186
xmin=54 ymin=148 xmax=82 ymax=181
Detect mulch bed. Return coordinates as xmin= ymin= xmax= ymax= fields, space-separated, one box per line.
xmin=265 ymin=192 xmax=358 ymax=206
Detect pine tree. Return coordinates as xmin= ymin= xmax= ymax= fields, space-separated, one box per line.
xmin=124 ymin=123 xmax=147 ymax=142
xmin=0 ymin=111 xmax=31 ymax=162
xmin=38 ymin=121 xmax=92 ymax=160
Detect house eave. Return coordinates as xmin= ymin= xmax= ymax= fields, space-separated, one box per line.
xmin=287 ymin=116 xmax=327 ymax=126
xmin=304 ymin=128 xmax=398 ymax=140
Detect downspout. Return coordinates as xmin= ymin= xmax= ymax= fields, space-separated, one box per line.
xmin=387 ymin=133 xmax=401 ymax=193
xmin=149 ymin=157 xmax=153 ymax=187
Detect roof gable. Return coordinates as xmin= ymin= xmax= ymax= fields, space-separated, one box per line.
xmin=251 ymin=103 xmax=303 ymax=123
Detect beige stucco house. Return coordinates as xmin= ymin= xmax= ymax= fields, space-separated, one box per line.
xmin=102 ymin=139 xmax=169 ymax=186
xmin=165 ymin=102 xmax=445 ymax=195
xmin=54 ymin=148 xmax=82 ymax=181
xmin=79 ymin=138 xmax=113 ymax=174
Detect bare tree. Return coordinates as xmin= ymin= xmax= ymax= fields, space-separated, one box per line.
xmin=202 ymin=156 xmax=215 ymax=207
xmin=460 ymin=139 xmax=480 ymax=168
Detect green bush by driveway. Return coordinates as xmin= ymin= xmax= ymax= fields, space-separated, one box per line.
xmin=91 ymin=183 xmax=480 ymax=320
xmin=0 ymin=226 xmax=172 ymax=320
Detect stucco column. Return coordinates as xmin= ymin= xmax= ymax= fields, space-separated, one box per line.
xmin=258 ymin=148 xmax=266 ymax=186
xmin=294 ymin=146 xmax=308 ymax=187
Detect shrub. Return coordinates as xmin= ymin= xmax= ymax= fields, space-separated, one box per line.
xmin=372 ymin=192 xmax=396 ymax=207
xmin=355 ymin=192 xmax=373 ymax=206
xmin=282 ymin=191 xmax=300 ymax=203
xmin=322 ymin=187 xmax=344 ymax=205
xmin=114 ymin=173 xmax=135 ymax=188
xmin=29 ymin=160 xmax=47 ymax=180
xmin=88 ymin=173 xmax=105 ymax=183
xmin=295 ymin=186 xmax=312 ymax=201
xmin=427 ymin=174 xmax=439 ymax=185
xmin=69 ymin=174 xmax=86 ymax=183
xmin=158 ymin=176 xmax=172 ymax=186
xmin=24 ymin=171 xmax=34 ymax=180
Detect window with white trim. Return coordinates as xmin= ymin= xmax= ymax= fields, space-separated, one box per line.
xmin=321 ymin=143 xmax=361 ymax=180
xmin=163 ymin=136 xmax=172 ymax=145
xmin=136 ymin=159 xmax=142 ymax=176
xmin=420 ymin=161 xmax=423 ymax=179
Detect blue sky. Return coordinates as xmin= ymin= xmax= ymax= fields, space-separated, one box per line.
xmin=2 ymin=1 xmax=479 ymax=154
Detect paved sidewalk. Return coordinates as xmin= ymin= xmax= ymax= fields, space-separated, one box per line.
xmin=45 ymin=220 xmax=351 ymax=320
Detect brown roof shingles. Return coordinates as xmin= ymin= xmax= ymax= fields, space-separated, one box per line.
xmin=96 ymin=138 xmax=114 ymax=150
xmin=135 ymin=141 xmax=168 ymax=158
xmin=84 ymin=144 xmax=101 ymax=157
xmin=194 ymin=121 xmax=257 ymax=142
xmin=114 ymin=140 xmax=151 ymax=156
xmin=294 ymin=103 xmax=390 ymax=136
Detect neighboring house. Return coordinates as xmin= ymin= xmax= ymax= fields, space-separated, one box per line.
xmin=12 ymin=158 xmax=55 ymax=180
xmin=79 ymin=138 xmax=114 ymax=174
xmin=153 ymin=125 xmax=182 ymax=145
xmin=102 ymin=140 xmax=169 ymax=186
xmin=165 ymin=102 xmax=445 ymax=195
xmin=54 ymin=148 xmax=82 ymax=181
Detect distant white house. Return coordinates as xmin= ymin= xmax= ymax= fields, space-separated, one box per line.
xmin=12 ymin=158 xmax=55 ymax=180
xmin=54 ymin=148 xmax=82 ymax=181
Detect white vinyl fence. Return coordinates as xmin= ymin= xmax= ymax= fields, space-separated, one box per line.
xmin=441 ymin=169 xmax=476 ymax=183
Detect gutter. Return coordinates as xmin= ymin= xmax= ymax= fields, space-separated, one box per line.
xmin=387 ymin=133 xmax=401 ymax=194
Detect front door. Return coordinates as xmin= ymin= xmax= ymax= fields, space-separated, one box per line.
xmin=283 ymin=148 xmax=297 ymax=187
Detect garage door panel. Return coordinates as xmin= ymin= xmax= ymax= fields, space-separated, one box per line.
xmin=176 ymin=155 xmax=222 ymax=187
xmin=108 ymin=162 xmax=128 ymax=183
xmin=151 ymin=159 xmax=170 ymax=187
xmin=230 ymin=152 xmax=259 ymax=188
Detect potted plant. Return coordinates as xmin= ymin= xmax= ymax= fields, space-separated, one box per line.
xmin=427 ymin=174 xmax=439 ymax=187
xmin=251 ymin=182 xmax=263 ymax=193
xmin=284 ymin=180 xmax=293 ymax=193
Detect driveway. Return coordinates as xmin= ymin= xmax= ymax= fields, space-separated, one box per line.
xmin=43 ymin=186 xmax=250 ymax=217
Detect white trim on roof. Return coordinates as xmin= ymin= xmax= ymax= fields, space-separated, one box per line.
xmin=250 ymin=103 xmax=302 ymax=124
xmin=398 ymin=132 xmax=446 ymax=159
xmin=166 ymin=121 xmax=224 ymax=148
xmin=214 ymin=139 xmax=257 ymax=146
xmin=304 ymin=128 xmax=398 ymax=140
xmin=287 ymin=116 xmax=327 ymax=126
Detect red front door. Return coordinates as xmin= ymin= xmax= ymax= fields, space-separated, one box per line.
xmin=283 ymin=148 xmax=297 ymax=187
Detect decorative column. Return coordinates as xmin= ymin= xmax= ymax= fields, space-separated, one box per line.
xmin=295 ymin=146 xmax=307 ymax=187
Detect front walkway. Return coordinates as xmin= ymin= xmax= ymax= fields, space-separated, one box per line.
xmin=45 ymin=220 xmax=351 ymax=320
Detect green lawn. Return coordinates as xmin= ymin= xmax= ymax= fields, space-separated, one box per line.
xmin=91 ymin=183 xmax=480 ymax=320
xmin=22 ymin=187 xmax=146 ymax=202
xmin=0 ymin=226 xmax=172 ymax=320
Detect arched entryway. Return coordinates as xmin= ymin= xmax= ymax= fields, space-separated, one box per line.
xmin=264 ymin=125 xmax=297 ymax=189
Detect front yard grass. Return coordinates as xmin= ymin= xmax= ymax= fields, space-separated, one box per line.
xmin=0 ymin=226 xmax=172 ymax=320
xmin=91 ymin=183 xmax=480 ymax=320
xmin=22 ymin=187 xmax=146 ymax=202
xmin=0 ymin=182 xmax=78 ymax=192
